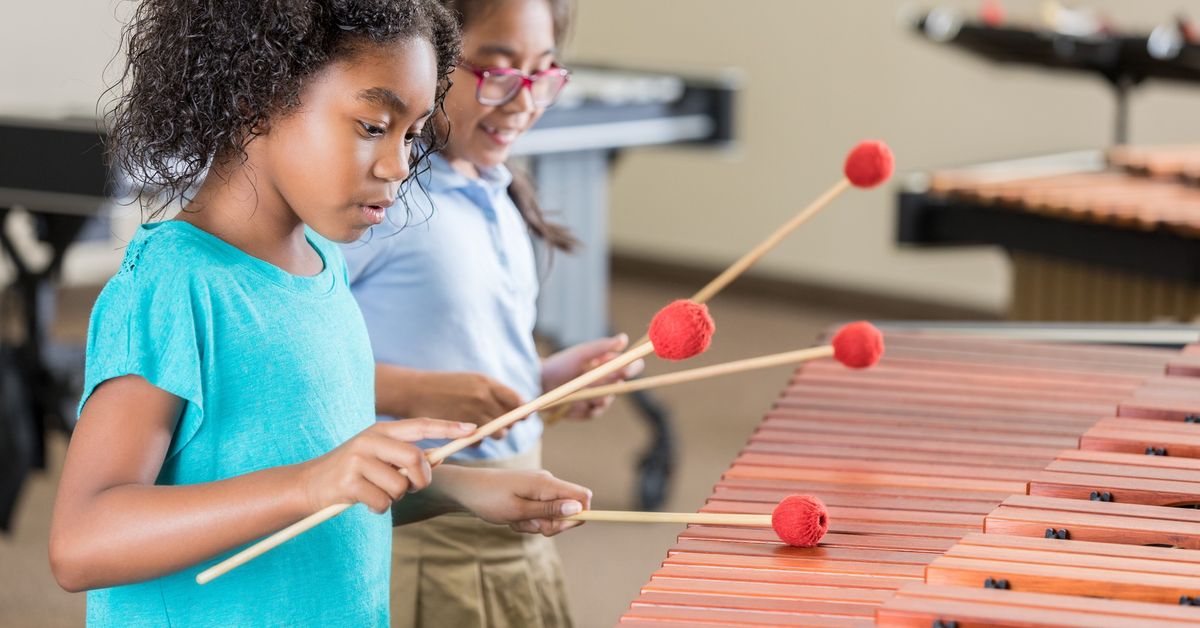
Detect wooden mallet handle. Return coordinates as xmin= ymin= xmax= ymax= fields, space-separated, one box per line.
xmin=549 ymin=345 xmax=834 ymax=407
xmin=627 ymin=140 xmax=893 ymax=347
xmin=426 ymin=342 xmax=656 ymax=464
xmin=565 ymin=510 xmax=771 ymax=526
xmin=567 ymin=494 xmax=831 ymax=548
xmin=196 ymin=503 xmax=349 ymax=585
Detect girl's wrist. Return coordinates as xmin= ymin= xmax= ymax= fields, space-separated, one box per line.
xmin=428 ymin=465 xmax=471 ymax=513
xmin=290 ymin=460 xmax=323 ymax=516
xmin=376 ymin=363 xmax=419 ymax=417
xmin=391 ymin=464 xmax=467 ymax=525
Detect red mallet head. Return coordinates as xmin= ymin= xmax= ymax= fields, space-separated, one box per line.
xmin=647 ymin=299 xmax=715 ymax=360
xmin=981 ymin=0 xmax=1005 ymax=27
xmin=771 ymin=494 xmax=828 ymax=547
xmin=843 ymin=140 xmax=894 ymax=189
xmin=832 ymin=321 xmax=884 ymax=369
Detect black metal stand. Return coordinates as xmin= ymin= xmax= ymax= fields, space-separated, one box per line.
xmin=629 ymin=387 xmax=674 ymax=511
xmin=0 ymin=207 xmax=89 ymax=532
xmin=0 ymin=207 xmax=89 ymax=456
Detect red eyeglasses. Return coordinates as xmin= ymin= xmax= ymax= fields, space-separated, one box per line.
xmin=456 ymin=60 xmax=571 ymax=108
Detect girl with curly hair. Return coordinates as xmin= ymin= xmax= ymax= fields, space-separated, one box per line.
xmin=342 ymin=1 xmax=635 ymax=625
xmin=47 ymin=1 xmax=591 ymax=625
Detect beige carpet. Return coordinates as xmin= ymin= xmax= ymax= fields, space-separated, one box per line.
xmin=0 ymin=271 xmax=905 ymax=627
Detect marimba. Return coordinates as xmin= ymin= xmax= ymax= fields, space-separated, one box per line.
xmin=898 ymin=147 xmax=1200 ymax=322
xmin=619 ymin=328 xmax=1200 ymax=626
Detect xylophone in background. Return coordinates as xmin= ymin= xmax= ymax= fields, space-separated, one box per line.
xmin=899 ymin=146 xmax=1200 ymax=323
xmin=618 ymin=327 xmax=1200 ymax=627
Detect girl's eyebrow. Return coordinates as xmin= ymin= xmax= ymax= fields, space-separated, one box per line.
xmin=476 ymin=43 xmax=556 ymax=58
xmin=356 ymin=87 xmax=409 ymax=115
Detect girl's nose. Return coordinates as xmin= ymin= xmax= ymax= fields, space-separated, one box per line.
xmin=373 ymin=148 xmax=410 ymax=182
xmin=501 ymin=85 xmax=536 ymax=114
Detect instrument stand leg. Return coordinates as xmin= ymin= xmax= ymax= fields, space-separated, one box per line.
xmin=630 ymin=387 xmax=674 ymax=511
xmin=1112 ymin=78 xmax=1132 ymax=145
xmin=0 ymin=207 xmax=89 ymax=469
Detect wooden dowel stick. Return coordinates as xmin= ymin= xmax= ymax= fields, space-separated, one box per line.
xmin=549 ymin=345 xmax=834 ymax=408
xmin=199 ymin=342 xmax=659 ymax=585
xmin=565 ymin=510 xmax=771 ymax=526
xmin=543 ymin=177 xmax=852 ymax=427
xmin=196 ymin=503 xmax=349 ymax=585
xmin=632 ymin=177 xmax=851 ymax=346
xmin=426 ymin=341 xmax=656 ymax=464
xmin=692 ymin=178 xmax=851 ymax=305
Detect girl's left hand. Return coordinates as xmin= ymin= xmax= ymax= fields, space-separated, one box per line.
xmin=540 ymin=334 xmax=645 ymax=421
xmin=445 ymin=467 xmax=593 ymax=537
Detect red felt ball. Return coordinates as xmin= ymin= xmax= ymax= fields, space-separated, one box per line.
xmin=831 ymin=321 xmax=884 ymax=369
xmin=771 ymin=494 xmax=828 ymax=547
xmin=843 ymin=140 xmax=894 ymax=189
xmin=647 ymin=300 xmax=714 ymax=360
xmin=981 ymin=0 xmax=1005 ymax=27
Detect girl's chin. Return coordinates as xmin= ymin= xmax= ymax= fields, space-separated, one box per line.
xmin=474 ymin=149 xmax=509 ymax=171
xmin=309 ymin=221 xmax=366 ymax=245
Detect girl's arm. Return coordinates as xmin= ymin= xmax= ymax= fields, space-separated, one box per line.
xmin=375 ymin=363 xmax=523 ymax=436
xmin=391 ymin=465 xmax=591 ymax=536
xmin=49 ymin=374 xmax=473 ymax=592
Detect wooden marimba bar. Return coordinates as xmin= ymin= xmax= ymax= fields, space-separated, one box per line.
xmin=618 ymin=330 xmax=1200 ymax=627
xmin=929 ymin=145 xmax=1200 ymax=237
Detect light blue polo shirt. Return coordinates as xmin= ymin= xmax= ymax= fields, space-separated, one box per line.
xmin=341 ymin=153 xmax=543 ymax=461
xmin=79 ymin=221 xmax=388 ymax=626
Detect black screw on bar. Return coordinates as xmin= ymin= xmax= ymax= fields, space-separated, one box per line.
xmin=1090 ymin=491 xmax=1113 ymax=502
xmin=1044 ymin=528 xmax=1070 ymax=540
xmin=932 ymin=620 xmax=960 ymax=628
xmin=1146 ymin=446 xmax=1168 ymax=456
xmin=984 ymin=577 xmax=1011 ymax=590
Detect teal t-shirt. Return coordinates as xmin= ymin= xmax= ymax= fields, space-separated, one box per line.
xmin=78 ymin=221 xmax=388 ymax=627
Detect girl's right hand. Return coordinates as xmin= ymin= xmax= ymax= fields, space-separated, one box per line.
xmin=406 ymin=371 xmax=526 ymax=438
xmin=297 ymin=419 xmax=475 ymax=514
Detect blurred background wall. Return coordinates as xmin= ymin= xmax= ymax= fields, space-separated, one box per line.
xmin=4 ymin=1 xmax=1200 ymax=311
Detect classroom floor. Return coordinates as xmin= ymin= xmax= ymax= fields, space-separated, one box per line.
xmin=0 ymin=269 xmax=940 ymax=628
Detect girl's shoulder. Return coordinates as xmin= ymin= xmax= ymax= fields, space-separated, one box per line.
xmin=116 ymin=221 xmax=225 ymax=282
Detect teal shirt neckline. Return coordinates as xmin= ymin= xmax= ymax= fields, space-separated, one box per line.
xmin=145 ymin=220 xmax=337 ymax=295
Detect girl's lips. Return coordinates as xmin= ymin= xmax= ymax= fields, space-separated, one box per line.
xmin=481 ymin=124 xmax=519 ymax=146
xmin=362 ymin=205 xmax=386 ymax=225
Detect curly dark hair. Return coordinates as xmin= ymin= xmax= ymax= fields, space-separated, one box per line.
xmin=106 ymin=0 xmax=461 ymax=218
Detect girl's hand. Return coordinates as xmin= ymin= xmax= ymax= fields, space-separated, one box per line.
xmin=388 ymin=369 xmax=525 ymax=439
xmin=447 ymin=467 xmax=592 ymax=536
xmin=541 ymin=334 xmax=645 ymax=421
xmin=298 ymin=419 xmax=475 ymax=514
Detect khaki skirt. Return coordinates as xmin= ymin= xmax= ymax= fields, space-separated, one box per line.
xmin=390 ymin=445 xmax=573 ymax=628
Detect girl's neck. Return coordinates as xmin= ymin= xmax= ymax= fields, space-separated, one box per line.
xmin=178 ymin=161 xmax=322 ymax=277
xmin=444 ymin=153 xmax=482 ymax=180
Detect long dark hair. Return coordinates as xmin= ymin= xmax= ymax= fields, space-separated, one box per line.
xmin=106 ymin=0 xmax=461 ymax=220
xmin=438 ymin=0 xmax=578 ymax=253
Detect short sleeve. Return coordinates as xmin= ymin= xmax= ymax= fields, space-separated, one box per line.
xmin=78 ymin=240 xmax=206 ymax=460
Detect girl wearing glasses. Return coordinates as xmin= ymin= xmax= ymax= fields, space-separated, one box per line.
xmin=342 ymin=0 xmax=639 ymax=625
